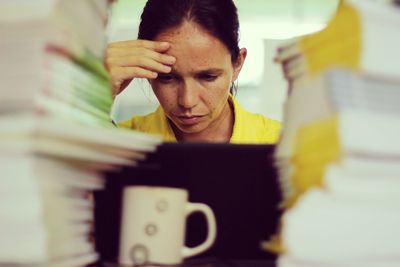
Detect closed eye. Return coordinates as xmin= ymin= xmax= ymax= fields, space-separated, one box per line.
xmin=156 ymin=74 xmax=176 ymax=83
xmin=198 ymin=73 xmax=218 ymax=82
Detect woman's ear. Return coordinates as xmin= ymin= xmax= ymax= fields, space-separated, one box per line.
xmin=232 ymin=48 xmax=247 ymax=81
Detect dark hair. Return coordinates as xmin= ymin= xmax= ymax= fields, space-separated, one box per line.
xmin=138 ymin=0 xmax=240 ymax=64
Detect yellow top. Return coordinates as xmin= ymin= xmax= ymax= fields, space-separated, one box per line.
xmin=119 ymin=97 xmax=281 ymax=144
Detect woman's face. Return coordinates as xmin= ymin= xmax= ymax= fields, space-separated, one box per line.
xmin=149 ymin=21 xmax=246 ymax=136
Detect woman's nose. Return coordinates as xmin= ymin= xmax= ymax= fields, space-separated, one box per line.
xmin=178 ymin=81 xmax=199 ymax=109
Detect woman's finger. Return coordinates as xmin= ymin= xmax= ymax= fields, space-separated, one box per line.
xmin=108 ymin=39 xmax=171 ymax=52
xmin=107 ymin=55 xmax=172 ymax=74
xmin=110 ymin=66 xmax=158 ymax=97
xmin=107 ymin=47 xmax=175 ymax=67
xmin=141 ymin=48 xmax=176 ymax=65
xmin=107 ymin=46 xmax=176 ymax=65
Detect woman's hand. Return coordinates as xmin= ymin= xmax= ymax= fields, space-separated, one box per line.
xmin=105 ymin=40 xmax=176 ymax=98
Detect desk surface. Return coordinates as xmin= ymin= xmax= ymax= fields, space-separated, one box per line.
xmin=101 ymin=259 xmax=276 ymax=267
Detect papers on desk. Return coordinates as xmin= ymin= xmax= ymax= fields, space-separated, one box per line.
xmin=266 ymin=0 xmax=400 ymax=266
xmin=275 ymin=0 xmax=400 ymax=83
xmin=0 ymin=0 xmax=161 ymax=266
xmin=276 ymin=68 xmax=400 ymax=160
xmin=282 ymin=175 xmax=400 ymax=259
xmin=0 ymin=37 xmax=113 ymax=126
xmin=276 ymin=72 xmax=400 ymax=207
xmin=278 ymin=173 xmax=400 ymax=267
xmin=0 ymin=0 xmax=109 ymax=58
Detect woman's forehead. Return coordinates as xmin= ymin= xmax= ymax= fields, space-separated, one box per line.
xmin=154 ymin=21 xmax=232 ymax=71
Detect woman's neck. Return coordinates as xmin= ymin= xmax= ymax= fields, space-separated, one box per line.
xmin=172 ymin=100 xmax=234 ymax=143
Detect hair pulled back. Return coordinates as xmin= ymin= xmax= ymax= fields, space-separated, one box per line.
xmin=138 ymin=0 xmax=240 ymax=63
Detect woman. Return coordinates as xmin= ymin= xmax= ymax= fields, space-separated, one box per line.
xmin=106 ymin=0 xmax=281 ymax=143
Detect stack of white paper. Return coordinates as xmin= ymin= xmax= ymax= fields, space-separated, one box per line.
xmin=0 ymin=0 xmax=112 ymax=126
xmin=0 ymin=123 xmax=160 ymax=266
xmin=0 ymin=1 xmax=162 ymax=266
xmin=279 ymin=162 xmax=400 ymax=266
xmin=275 ymin=69 xmax=400 ymax=207
xmin=265 ymin=1 xmax=400 ymax=266
xmin=275 ymin=0 xmax=400 ymax=84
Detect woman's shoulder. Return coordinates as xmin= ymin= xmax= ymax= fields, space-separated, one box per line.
xmin=242 ymin=110 xmax=281 ymax=143
xmin=232 ymin=99 xmax=282 ymax=144
xmin=252 ymin=113 xmax=281 ymax=133
xmin=117 ymin=107 xmax=163 ymax=132
xmin=117 ymin=107 xmax=177 ymax=142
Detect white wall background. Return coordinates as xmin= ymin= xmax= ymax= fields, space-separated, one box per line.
xmin=108 ymin=0 xmax=340 ymax=122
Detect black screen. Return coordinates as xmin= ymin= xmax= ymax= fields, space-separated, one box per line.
xmin=94 ymin=143 xmax=282 ymax=262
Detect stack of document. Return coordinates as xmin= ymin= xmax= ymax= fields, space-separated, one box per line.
xmin=268 ymin=1 xmax=400 ymax=266
xmin=0 ymin=115 xmax=160 ymax=267
xmin=276 ymin=0 xmax=400 ymax=86
xmin=0 ymin=0 xmax=112 ymax=126
xmin=0 ymin=1 xmax=162 ymax=266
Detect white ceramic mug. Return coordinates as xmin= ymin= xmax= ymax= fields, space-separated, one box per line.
xmin=118 ymin=186 xmax=217 ymax=265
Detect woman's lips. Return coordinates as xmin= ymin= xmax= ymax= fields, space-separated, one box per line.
xmin=176 ymin=115 xmax=204 ymax=126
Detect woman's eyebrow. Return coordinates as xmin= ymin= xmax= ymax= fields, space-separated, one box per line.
xmin=196 ymin=68 xmax=224 ymax=74
xmin=169 ymin=68 xmax=224 ymax=75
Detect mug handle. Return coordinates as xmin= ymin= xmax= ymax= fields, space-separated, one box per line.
xmin=182 ymin=203 xmax=217 ymax=258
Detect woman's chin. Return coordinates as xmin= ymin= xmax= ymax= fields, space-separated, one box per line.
xmin=172 ymin=120 xmax=208 ymax=135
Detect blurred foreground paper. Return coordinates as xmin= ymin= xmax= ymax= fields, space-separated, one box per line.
xmin=266 ymin=1 xmax=400 ymax=266
xmin=0 ymin=0 xmax=161 ymax=266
